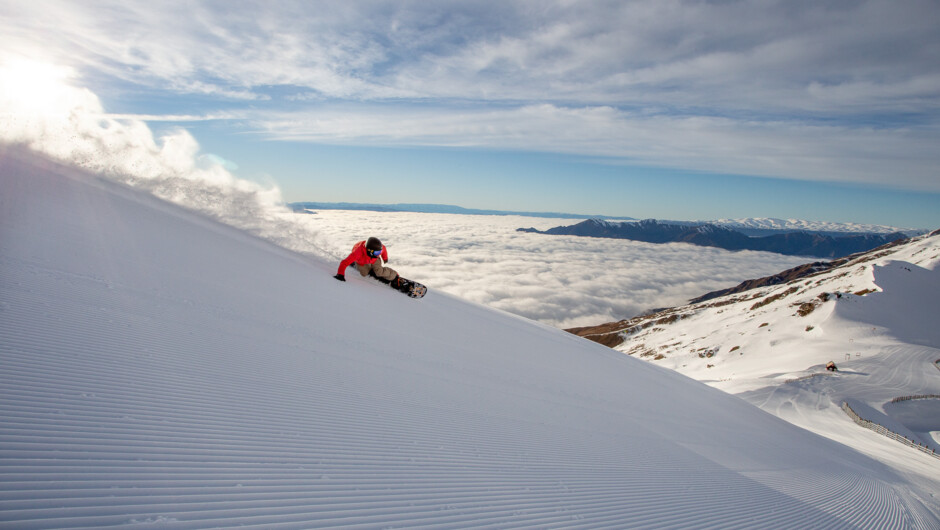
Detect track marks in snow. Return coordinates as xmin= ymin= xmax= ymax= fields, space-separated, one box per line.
xmin=2 ymin=153 xmax=938 ymax=528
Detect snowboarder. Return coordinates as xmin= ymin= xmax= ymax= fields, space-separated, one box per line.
xmin=826 ymin=361 xmax=838 ymax=372
xmin=334 ymin=237 xmax=408 ymax=290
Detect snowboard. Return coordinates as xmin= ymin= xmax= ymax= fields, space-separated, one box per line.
xmin=368 ymin=271 xmax=427 ymax=299
xmin=396 ymin=278 xmax=427 ymax=299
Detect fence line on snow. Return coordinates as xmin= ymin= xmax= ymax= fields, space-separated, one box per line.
xmin=889 ymin=394 xmax=940 ymax=403
xmin=841 ymin=401 xmax=938 ymax=460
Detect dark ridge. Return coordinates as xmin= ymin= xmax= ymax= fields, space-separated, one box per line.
xmin=520 ymin=218 xmax=909 ymax=259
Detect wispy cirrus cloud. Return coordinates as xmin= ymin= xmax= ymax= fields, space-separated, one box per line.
xmin=5 ymin=1 xmax=938 ymax=110
xmin=103 ymin=112 xmax=239 ymax=122
xmin=254 ymin=103 xmax=940 ymax=191
xmin=2 ymin=0 xmax=939 ymax=192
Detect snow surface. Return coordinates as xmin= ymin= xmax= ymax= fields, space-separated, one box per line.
xmin=2 ymin=152 xmax=939 ymax=527
xmin=617 ymin=227 xmax=940 ymax=508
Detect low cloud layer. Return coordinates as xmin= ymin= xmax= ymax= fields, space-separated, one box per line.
xmin=309 ymin=211 xmax=808 ymax=328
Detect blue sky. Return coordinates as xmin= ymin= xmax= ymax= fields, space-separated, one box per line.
xmin=2 ymin=0 xmax=939 ymax=228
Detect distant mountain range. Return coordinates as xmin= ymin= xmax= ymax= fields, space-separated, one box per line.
xmin=518 ymin=218 xmax=912 ymax=259
xmin=292 ymin=202 xmax=921 ymax=236
xmin=293 ymin=201 xmax=922 ymax=258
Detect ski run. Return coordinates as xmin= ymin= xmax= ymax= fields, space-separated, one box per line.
xmin=1 ymin=149 xmax=938 ymax=528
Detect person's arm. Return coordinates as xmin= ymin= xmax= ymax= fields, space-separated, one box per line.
xmin=336 ymin=252 xmax=355 ymax=277
xmin=336 ymin=245 xmax=363 ymax=279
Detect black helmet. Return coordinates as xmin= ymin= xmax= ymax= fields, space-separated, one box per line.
xmin=366 ymin=237 xmax=383 ymax=253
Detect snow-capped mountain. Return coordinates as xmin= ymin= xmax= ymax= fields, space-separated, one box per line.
xmin=568 ymin=230 xmax=940 ymax=487
xmin=708 ymin=217 xmax=921 ymax=236
xmin=3 ymin=149 xmax=939 ymax=527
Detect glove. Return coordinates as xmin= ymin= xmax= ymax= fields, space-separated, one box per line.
xmin=333 ymin=274 xmax=346 ymax=282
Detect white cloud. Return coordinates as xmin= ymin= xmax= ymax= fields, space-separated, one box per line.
xmin=102 ymin=112 xmax=238 ymax=122
xmin=2 ymin=1 xmax=939 ymax=191
xmin=4 ymin=1 xmax=938 ymax=110
xmin=0 ymin=56 xmax=315 ymax=254
xmin=255 ymin=104 xmax=940 ymax=192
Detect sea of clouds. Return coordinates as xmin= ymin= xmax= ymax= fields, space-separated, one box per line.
xmin=0 ymin=57 xmax=808 ymax=328
xmin=304 ymin=210 xmax=807 ymax=328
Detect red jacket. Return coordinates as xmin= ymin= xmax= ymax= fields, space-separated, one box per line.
xmin=337 ymin=240 xmax=388 ymax=275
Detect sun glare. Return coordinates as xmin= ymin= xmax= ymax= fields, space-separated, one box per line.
xmin=0 ymin=58 xmax=77 ymax=116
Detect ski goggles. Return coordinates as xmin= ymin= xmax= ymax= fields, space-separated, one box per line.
xmin=367 ymin=248 xmax=382 ymax=257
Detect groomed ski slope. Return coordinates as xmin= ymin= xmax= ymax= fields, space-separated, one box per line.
xmin=1 ymin=150 xmax=937 ymax=528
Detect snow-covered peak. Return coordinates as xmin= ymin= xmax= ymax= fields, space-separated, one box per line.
xmin=600 ymin=231 xmax=940 ymax=490
xmin=618 ymin=231 xmax=939 ymax=383
xmin=709 ymin=217 xmax=919 ymax=235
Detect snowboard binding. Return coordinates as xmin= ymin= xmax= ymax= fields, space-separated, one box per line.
xmin=368 ymin=271 xmax=427 ymax=299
